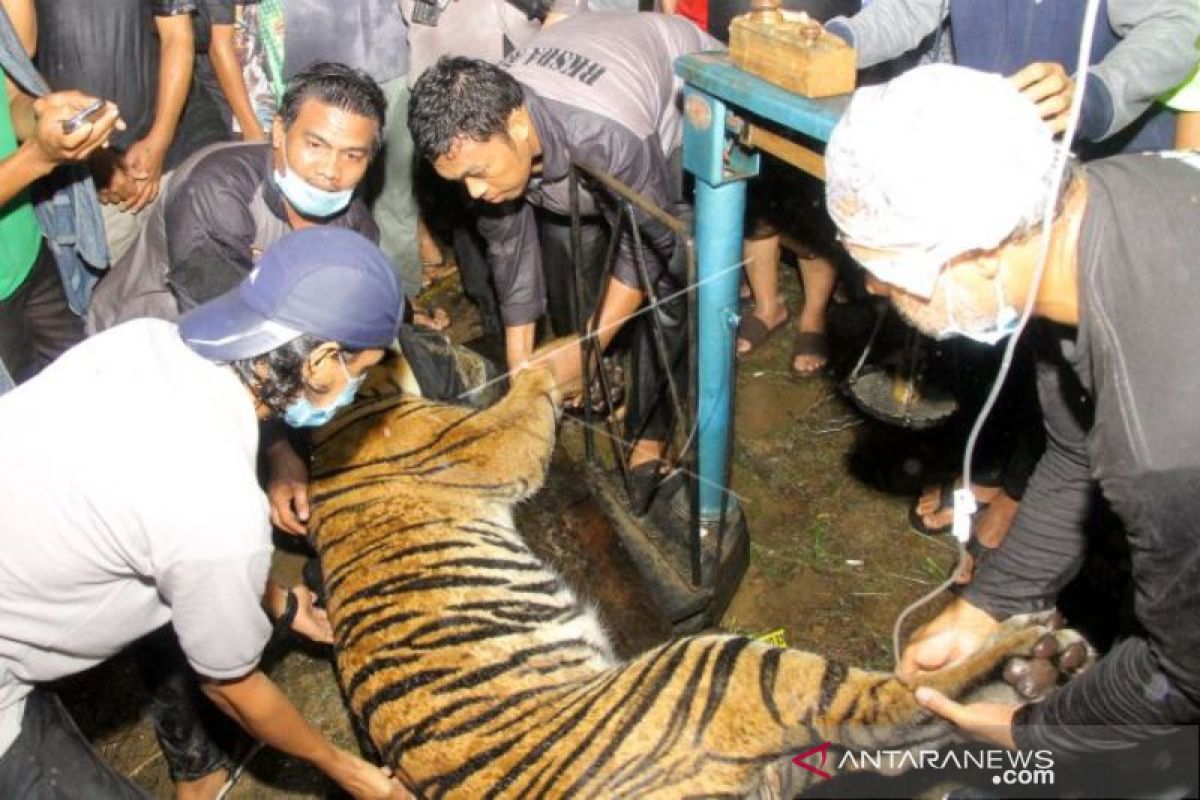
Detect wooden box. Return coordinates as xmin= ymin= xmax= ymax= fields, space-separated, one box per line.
xmin=729 ymin=10 xmax=856 ymax=98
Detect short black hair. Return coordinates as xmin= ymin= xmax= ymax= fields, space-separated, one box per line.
xmin=280 ymin=62 xmax=388 ymax=152
xmin=408 ymin=57 xmax=525 ymax=161
xmin=232 ymin=335 xmax=363 ymax=414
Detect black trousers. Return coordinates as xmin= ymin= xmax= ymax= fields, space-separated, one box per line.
xmin=0 ymin=242 xmax=84 ymax=384
xmin=0 ymin=689 xmax=150 ymax=799
xmin=133 ymin=626 xmax=240 ymax=783
xmin=539 ymin=210 xmax=690 ymax=446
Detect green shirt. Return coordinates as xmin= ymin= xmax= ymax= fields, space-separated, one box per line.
xmin=0 ymin=72 xmax=43 ymax=302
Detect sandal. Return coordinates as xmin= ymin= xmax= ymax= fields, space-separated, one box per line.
xmin=736 ymin=311 xmax=789 ymax=357
xmin=628 ymin=459 xmax=667 ymax=516
xmin=790 ymin=331 xmax=830 ymax=378
xmin=908 ymin=477 xmax=994 ymax=536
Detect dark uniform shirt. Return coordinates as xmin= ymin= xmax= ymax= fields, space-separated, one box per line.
xmin=961 ymin=152 xmax=1200 ymax=753
xmin=478 ymin=12 xmax=719 ymax=326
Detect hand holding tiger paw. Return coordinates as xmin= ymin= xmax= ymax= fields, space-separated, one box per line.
xmin=899 ymin=598 xmax=1000 ymax=681
xmin=1001 ymin=627 xmax=1094 ymax=702
xmin=325 ymin=747 xmax=414 ymax=799
xmin=914 ymin=687 xmax=1019 ymax=749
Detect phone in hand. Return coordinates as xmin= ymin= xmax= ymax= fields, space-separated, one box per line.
xmin=61 ymin=99 xmax=106 ymax=134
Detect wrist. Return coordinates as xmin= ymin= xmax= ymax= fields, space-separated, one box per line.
xmin=140 ymin=128 xmax=172 ymax=153
xmin=311 ymin=744 xmax=349 ymax=778
xmin=18 ymin=140 xmax=58 ymax=178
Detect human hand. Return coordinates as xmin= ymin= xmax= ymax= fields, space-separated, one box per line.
xmin=914 ymin=686 xmax=1019 ymax=748
xmin=30 ymin=92 xmax=123 ymax=168
xmin=526 ymin=334 xmax=583 ymax=399
xmin=289 ymin=585 xmax=334 ymax=644
xmin=1009 ymin=62 xmax=1074 ymax=135
xmin=898 ymin=597 xmax=1000 ymax=681
xmin=90 ymin=149 xmax=139 ymax=205
xmin=326 ymin=748 xmax=415 ymax=800
xmin=121 ymin=134 xmax=169 ymax=212
xmin=267 ymin=439 xmax=310 ymax=535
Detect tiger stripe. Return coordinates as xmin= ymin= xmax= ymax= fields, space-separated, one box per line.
xmin=308 ymin=367 xmax=1061 ymax=798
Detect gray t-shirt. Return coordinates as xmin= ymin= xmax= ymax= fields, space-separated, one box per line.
xmin=0 ymin=320 xmax=273 ymax=756
xmin=283 ymin=0 xmax=410 ymax=83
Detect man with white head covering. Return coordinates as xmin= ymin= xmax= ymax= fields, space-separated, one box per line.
xmin=0 ymin=228 xmax=410 ymax=798
xmin=826 ymin=64 xmax=1200 ymax=758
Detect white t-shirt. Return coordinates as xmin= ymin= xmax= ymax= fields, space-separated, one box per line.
xmin=0 ymin=319 xmax=273 ymax=756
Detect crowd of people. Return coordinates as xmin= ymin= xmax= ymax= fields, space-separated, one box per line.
xmin=1 ymin=0 xmax=1198 ymax=797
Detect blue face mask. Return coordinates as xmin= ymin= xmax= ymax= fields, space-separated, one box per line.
xmin=273 ymin=142 xmax=354 ymax=219
xmin=283 ymin=354 xmax=365 ymax=428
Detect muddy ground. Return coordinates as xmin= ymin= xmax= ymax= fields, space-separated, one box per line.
xmin=60 ymin=265 xmax=990 ymax=797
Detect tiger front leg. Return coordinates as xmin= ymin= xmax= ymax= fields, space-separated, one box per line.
xmin=476 ymin=366 xmax=562 ymax=499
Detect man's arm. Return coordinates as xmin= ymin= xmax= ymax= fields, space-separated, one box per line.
xmin=1 ymin=0 xmax=123 ymax=206
xmin=477 ymin=200 xmax=546 ymax=368
xmin=902 ymin=340 xmax=1094 ymax=678
xmin=201 ymin=671 xmax=407 ymax=798
xmin=1080 ymin=0 xmax=1200 ymax=141
xmin=122 ymin=7 xmax=195 ymax=212
xmin=824 ymin=0 xmax=946 ymax=70
xmin=163 ymin=165 xmax=260 ymax=306
xmin=210 ymin=17 xmax=266 ymax=141
xmin=960 ymin=349 xmax=1093 ymax=618
xmin=1013 ymin=468 xmax=1200 ymax=753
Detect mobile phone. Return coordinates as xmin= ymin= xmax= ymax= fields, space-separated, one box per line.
xmin=61 ymin=99 xmax=106 ymax=134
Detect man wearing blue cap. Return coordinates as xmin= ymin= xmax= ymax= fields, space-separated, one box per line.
xmin=0 ymin=228 xmax=410 ymax=798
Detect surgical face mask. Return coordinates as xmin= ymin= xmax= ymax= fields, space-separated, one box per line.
xmin=938 ymin=268 xmax=1020 ymax=345
xmin=283 ymin=354 xmax=365 ymax=428
xmin=273 ymin=141 xmax=354 ymax=219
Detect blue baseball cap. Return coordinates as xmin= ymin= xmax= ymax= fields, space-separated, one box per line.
xmin=179 ymin=228 xmax=403 ymax=362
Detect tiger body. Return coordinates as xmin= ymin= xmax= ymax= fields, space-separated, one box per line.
xmin=309 ymin=368 xmax=1059 ymax=799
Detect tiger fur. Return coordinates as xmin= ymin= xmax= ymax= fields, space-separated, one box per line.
xmin=308 ymin=367 xmax=1077 ymax=799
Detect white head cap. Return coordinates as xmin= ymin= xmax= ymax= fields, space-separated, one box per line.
xmin=825 ymin=64 xmax=1060 ymax=298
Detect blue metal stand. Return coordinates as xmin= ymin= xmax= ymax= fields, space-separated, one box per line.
xmin=677 ymin=52 xmax=847 ymax=521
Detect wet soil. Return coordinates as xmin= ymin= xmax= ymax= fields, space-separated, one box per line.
xmin=59 ymin=265 xmax=967 ymax=797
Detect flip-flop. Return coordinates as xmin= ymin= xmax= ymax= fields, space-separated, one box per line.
xmin=908 ymin=477 xmax=993 ymax=536
xmin=628 ymin=459 xmax=668 ymax=516
xmin=736 ymin=312 xmax=789 ymax=357
xmin=790 ymin=330 xmax=830 ymax=378
xmin=908 ymin=476 xmax=956 ymax=535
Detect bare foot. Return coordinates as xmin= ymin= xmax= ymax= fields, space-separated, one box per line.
xmin=176 ymin=768 xmax=230 ymax=800
xmin=791 ymin=324 xmax=829 ymax=376
xmin=627 ymin=439 xmax=666 ymax=470
xmin=914 ymin=479 xmax=1002 ymax=531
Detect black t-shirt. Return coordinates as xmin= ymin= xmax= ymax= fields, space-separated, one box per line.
xmin=34 ymin=0 xmax=223 ymax=167
xmin=35 ymin=0 xmax=194 ymax=150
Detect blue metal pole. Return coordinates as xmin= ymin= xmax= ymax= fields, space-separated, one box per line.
xmin=694 ymin=178 xmax=746 ymax=519
xmin=680 ymin=81 xmax=757 ymax=521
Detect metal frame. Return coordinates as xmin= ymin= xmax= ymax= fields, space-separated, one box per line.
xmin=567 ymin=162 xmax=709 ymax=587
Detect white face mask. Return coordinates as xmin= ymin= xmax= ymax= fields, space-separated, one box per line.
xmin=938 ymin=267 xmax=1020 ymax=345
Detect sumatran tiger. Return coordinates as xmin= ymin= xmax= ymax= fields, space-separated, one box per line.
xmin=307 ymin=366 xmax=1087 ymax=799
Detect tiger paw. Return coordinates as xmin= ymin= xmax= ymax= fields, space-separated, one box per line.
xmin=999 ymin=623 xmax=1095 ymax=702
